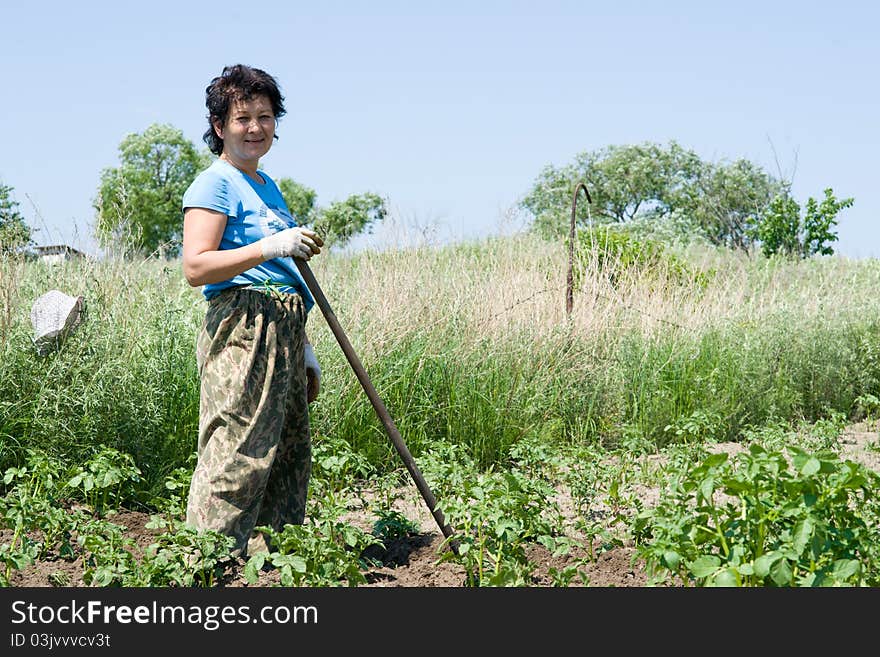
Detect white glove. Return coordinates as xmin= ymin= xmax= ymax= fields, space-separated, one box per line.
xmin=304 ymin=343 xmax=321 ymax=402
xmin=259 ymin=226 xmax=324 ymax=261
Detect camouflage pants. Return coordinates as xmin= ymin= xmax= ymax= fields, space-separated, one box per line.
xmin=185 ymin=287 xmax=311 ymax=558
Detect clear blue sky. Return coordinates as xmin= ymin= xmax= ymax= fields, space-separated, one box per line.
xmin=2 ymin=1 xmax=877 ymax=257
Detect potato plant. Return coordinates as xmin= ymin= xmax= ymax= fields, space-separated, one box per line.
xmin=632 ymin=443 xmax=880 ymax=586
xmin=243 ymin=518 xmax=381 ymax=587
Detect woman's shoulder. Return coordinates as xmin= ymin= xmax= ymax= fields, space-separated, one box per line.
xmin=193 ymin=158 xmax=230 ymax=183
xmin=184 ymin=160 xmax=235 ymax=207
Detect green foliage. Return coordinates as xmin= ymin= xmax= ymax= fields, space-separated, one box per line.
xmin=315 ymin=193 xmax=386 ymax=248
xmin=2 ymin=448 xmax=67 ymax=500
xmin=309 ymin=434 xmax=374 ymax=506
xmin=1 ymin=450 xmax=85 ymax=564
xmin=753 ymin=188 xmax=854 ymax=258
xmin=94 ymin=123 xmax=211 ymax=256
xmin=5 ymin=236 xmax=880 ymax=492
xmin=632 ymin=444 xmax=880 ymax=586
xmin=421 ymin=444 xmax=576 ymax=586
xmin=555 ymin=443 xmax=629 ymax=563
xmin=145 ymin=461 xmax=195 ymax=531
xmin=93 ymin=121 xmax=384 ymax=256
xmin=521 ymin=141 xmax=784 ymax=251
xmin=804 ymin=190 xmax=854 ymax=256
xmin=315 ymin=330 xmax=551 ymax=472
xmin=140 ymin=522 xmax=235 ymax=587
xmin=78 ymin=517 xmax=142 ymax=586
xmin=276 ymin=177 xmax=317 ymax=224
xmin=66 ymin=446 xmax=143 ymax=516
xmin=0 ymin=537 xmax=38 ymax=587
xmin=682 ymin=158 xmax=784 ymax=251
xmin=276 ymin=178 xmax=386 ymax=249
xmin=522 ymin=141 xmax=699 ymax=238
xmin=0 ymin=180 xmax=31 ymax=252
xmin=79 ymin=516 xmax=233 ymax=587
xmin=573 ymin=225 xmax=711 ymax=290
xmin=244 ymin=519 xmax=381 ymax=587
xmin=0 ymin=451 xmax=234 ymax=587
xmin=6 ymin=233 xmax=880 ymax=587
xmin=663 ymin=409 xmax=724 ymax=445
xmin=432 ymin=465 xmax=579 ymax=586
xmin=854 ymin=393 xmax=880 ymax=425
xmin=0 ymin=464 xmax=43 ymax=583
xmin=0 ymin=255 xmax=201 ymax=494
xmin=371 ymin=509 xmax=419 ymax=545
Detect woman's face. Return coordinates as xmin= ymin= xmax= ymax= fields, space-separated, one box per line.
xmin=214 ymin=94 xmax=276 ymax=166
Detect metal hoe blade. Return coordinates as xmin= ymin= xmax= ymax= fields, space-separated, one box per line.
xmin=295 ymin=259 xmax=459 ymax=555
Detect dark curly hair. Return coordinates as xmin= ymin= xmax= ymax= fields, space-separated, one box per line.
xmin=202 ymin=64 xmax=287 ymax=156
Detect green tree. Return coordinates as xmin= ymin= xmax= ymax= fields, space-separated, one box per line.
xmin=315 ymin=193 xmax=386 ymax=247
xmin=277 ymin=178 xmax=317 ymax=225
xmin=0 ymin=180 xmax=32 ymax=252
xmin=752 ymin=188 xmax=853 ymax=258
xmin=682 ymin=158 xmax=785 ymax=251
xmin=94 ymin=124 xmax=211 ymax=256
xmin=521 ymin=141 xmax=702 ymax=239
xmin=276 ymin=178 xmax=386 ymax=248
xmin=520 ymin=141 xmax=784 ymax=251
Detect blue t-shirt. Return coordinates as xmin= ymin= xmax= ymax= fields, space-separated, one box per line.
xmin=182 ymin=159 xmax=315 ymax=311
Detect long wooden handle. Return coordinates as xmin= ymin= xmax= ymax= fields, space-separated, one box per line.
xmin=295 ymin=259 xmax=458 ymax=553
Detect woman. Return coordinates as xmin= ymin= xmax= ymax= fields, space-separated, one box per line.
xmin=181 ymin=63 xmax=323 ymax=558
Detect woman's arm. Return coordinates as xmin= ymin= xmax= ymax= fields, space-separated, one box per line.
xmin=181 ymin=207 xmax=264 ymax=287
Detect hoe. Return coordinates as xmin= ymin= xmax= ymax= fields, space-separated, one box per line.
xmin=295 ymin=260 xmax=459 ymax=555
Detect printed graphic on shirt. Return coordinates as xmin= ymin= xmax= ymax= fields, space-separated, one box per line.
xmin=261 ymin=206 xmax=294 ymax=237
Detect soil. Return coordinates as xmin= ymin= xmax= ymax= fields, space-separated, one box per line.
xmin=7 ymin=422 xmax=880 ymax=588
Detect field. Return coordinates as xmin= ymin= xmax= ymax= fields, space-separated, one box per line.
xmin=4 ymin=233 xmax=880 ymax=587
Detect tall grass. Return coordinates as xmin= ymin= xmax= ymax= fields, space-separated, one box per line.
xmin=308 ymin=235 xmax=880 ymax=455
xmin=0 ymin=254 xmax=200 ymax=494
xmin=2 ymin=235 xmax=880 ymax=500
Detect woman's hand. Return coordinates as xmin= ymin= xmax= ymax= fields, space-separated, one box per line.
xmin=259 ymin=226 xmax=324 ymax=261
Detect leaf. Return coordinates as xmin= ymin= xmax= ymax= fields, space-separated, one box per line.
xmin=144 ymin=516 xmax=166 ymax=530
xmin=9 ymin=552 xmax=35 ymax=569
xmin=689 ymin=555 xmax=721 ymax=578
xmin=494 ymin=519 xmax=520 ymax=542
xmin=769 ymin=558 xmax=793 ymax=586
xmin=800 ymin=457 xmax=821 ymax=476
xmin=830 ymin=559 xmax=860 ymax=583
xmin=724 ymin=479 xmax=751 ymax=494
xmin=660 ymin=550 xmax=681 ymax=569
xmin=711 ymin=568 xmax=738 ymax=587
xmin=290 ymin=555 xmax=307 ymax=573
xmin=753 ymin=553 xmax=779 ymax=579
xmin=702 ymin=453 xmax=729 ymax=469
xmin=792 ymin=518 xmax=813 ymax=554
